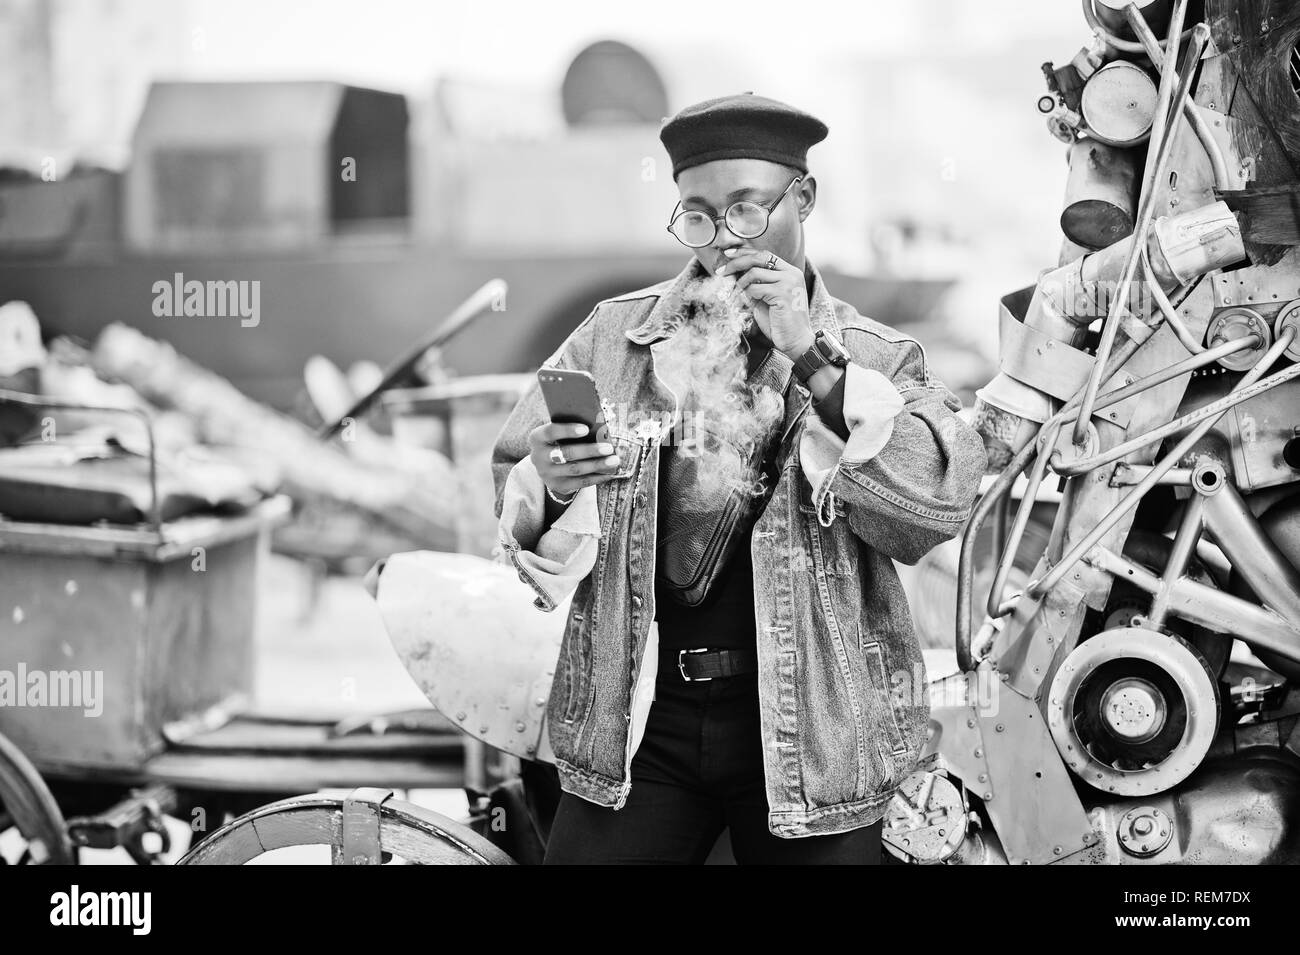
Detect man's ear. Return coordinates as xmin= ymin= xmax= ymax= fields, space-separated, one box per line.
xmin=797 ymin=175 xmax=817 ymax=222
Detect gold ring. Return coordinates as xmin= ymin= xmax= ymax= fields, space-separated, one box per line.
xmin=549 ymin=447 xmax=567 ymax=466
xmin=767 ymin=253 xmax=779 ymax=270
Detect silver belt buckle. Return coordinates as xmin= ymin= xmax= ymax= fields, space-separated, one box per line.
xmin=678 ymin=647 xmax=713 ymax=682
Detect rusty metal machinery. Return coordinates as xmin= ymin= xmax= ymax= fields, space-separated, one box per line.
xmin=894 ymin=0 xmax=1300 ymax=865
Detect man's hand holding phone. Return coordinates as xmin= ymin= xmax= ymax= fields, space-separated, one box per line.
xmin=528 ymin=422 xmax=625 ymax=499
xmin=534 ymin=366 xmax=630 ymax=502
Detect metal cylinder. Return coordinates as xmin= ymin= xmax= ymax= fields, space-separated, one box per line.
xmin=1150 ymin=201 xmax=1248 ymax=285
xmin=972 ymin=379 xmax=1053 ymax=469
xmin=1275 ymin=301 xmax=1300 ymax=362
xmin=1207 ymin=308 xmax=1273 ymax=371
xmin=1081 ymin=61 xmax=1159 ymax=147
xmin=1061 ymin=138 xmax=1141 ymax=250
xmin=1091 ymin=0 xmax=1173 ymax=39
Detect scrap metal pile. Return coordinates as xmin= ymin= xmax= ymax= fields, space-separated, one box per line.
xmin=0 ymin=308 xmax=460 ymax=567
xmin=887 ymin=0 xmax=1300 ymax=864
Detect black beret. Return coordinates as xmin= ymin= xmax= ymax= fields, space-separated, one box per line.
xmin=659 ymin=92 xmax=828 ymax=180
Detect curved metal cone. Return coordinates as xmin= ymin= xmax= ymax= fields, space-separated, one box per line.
xmin=370 ymin=550 xmax=568 ymax=764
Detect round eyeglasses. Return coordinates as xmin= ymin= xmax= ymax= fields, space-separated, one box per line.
xmin=665 ymin=176 xmax=802 ymax=248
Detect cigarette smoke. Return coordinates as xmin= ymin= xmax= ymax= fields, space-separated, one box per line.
xmin=655 ymin=272 xmax=786 ymax=503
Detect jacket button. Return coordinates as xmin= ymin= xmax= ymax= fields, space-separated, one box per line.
xmin=631 ymin=595 xmax=643 ymax=609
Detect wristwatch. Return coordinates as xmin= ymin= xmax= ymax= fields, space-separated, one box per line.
xmin=791 ymin=329 xmax=851 ymax=384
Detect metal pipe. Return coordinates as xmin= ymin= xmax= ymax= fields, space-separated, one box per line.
xmin=1110 ymin=463 xmax=1193 ymax=485
xmin=1073 ymin=18 xmax=1207 ymax=444
xmin=1144 ymin=267 xmax=1201 ymax=350
xmin=1138 ymin=0 xmax=1187 ymax=186
xmin=978 ymin=335 xmax=1151 ymax=626
xmin=1089 ymin=545 xmax=1300 ymax=663
xmin=1054 ymin=340 xmax=1296 ymax=477
xmin=1124 ymin=3 xmax=1231 ymax=191
xmin=1147 ymin=491 xmax=1206 ymax=629
xmin=987 ymin=431 xmax=1057 ymax=618
xmin=957 ymin=324 xmax=1163 ymax=666
xmin=1203 ymin=482 xmax=1300 ymax=629
xmin=991 ymin=494 xmax=1010 ymax=572
xmin=1029 ymin=326 xmax=1296 ymax=598
xmin=1142 ymin=247 xmax=1204 ymax=353
xmin=985 ymin=332 xmax=1253 ymax=617
xmin=957 ymin=438 xmax=1041 ymax=671
xmin=317 ymin=278 xmax=508 ymax=440
xmin=1083 ymin=0 xmax=1194 ymax=55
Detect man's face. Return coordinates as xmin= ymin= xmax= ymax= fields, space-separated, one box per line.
xmin=674 ymin=158 xmax=816 ymax=275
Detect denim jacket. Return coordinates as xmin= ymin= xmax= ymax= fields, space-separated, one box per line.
xmin=490 ymin=257 xmax=987 ymax=837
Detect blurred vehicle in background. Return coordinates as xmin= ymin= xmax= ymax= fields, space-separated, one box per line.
xmin=0 ymin=39 xmax=965 ymax=412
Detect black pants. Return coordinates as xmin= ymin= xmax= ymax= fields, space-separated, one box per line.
xmin=542 ymin=665 xmax=882 ymax=865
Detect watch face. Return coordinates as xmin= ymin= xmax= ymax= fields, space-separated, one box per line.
xmin=815 ymin=331 xmax=850 ymax=364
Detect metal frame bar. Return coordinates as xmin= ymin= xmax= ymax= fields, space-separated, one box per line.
xmin=1053 ymin=343 xmax=1297 ymax=476
xmin=1088 ymin=546 xmax=1300 ymax=665
xmin=1202 ymin=481 xmax=1300 ymax=628
xmin=1147 ymin=490 xmax=1206 ymax=629
xmin=0 ymin=388 xmax=162 ymax=535
xmin=983 ymin=332 xmax=1261 ymax=620
xmin=1124 ymin=4 xmax=1231 ymax=191
xmin=1028 ymin=326 xmax=1296 ymax=600
xmin=1074 ymin=15 xmax=1208 ymax=443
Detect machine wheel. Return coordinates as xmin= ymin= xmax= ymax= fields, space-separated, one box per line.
xmin=1047 ymin=627 xmax=1220 ymax=797
xmin=177 ymin=787 xmax=515 ymax=865
xmin=0 ymin=729 xmax=76 ymax=864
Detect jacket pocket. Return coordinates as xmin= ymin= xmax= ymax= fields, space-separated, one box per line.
xmin=860 ymin=637 xmax=908 ymax=757
xmin=560 ymin=605 xmax=594 ymax=724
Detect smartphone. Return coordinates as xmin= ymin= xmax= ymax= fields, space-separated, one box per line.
xmin=537 ymin=367 xmax=603 ymax=445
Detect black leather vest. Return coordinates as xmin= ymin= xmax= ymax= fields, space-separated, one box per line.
xmin=654 ymin=331 xmax=795 ymax=608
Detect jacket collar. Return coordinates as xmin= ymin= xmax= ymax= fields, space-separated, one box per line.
xmin=623 ymin=256 xmax=839 ymax=347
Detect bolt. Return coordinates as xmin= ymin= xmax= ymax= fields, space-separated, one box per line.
xmin=995 ymin=723 xmax=1004 ymax=733
xmin=1053 ymin=846 xmax=1062 ymax=855
xmin=974 ymin=748 xmax=984 ymax=758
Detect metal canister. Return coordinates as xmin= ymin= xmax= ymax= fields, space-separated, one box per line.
xmin=1060 ymin=138 xmax=1141 ymax=250
xmin=1150 ymin=200 xmax=1247 ymax=285
xmin=1081 ymin=61 xmax=1159 ymax=148
xmin=1091 ymin=0 xmax=1172 ymax=38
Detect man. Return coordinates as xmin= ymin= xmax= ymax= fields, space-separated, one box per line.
xmin=490 ymin=93 xmax=987 ymax=864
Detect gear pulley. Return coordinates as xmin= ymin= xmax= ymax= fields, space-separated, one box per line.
xmin=1047 ymin=627 xmax=1219 ymax=796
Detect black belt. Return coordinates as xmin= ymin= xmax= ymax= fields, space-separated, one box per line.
xmin=658 ymin=646 xmax=758 ymax=682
